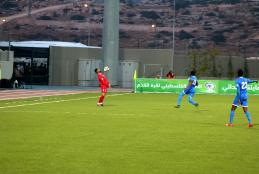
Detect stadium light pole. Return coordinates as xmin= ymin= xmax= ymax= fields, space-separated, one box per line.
xmin=83 ymin=3 xmax=91 ymax=45
xmin=171 ymin=0 xmax=176 ymax=71
xmin=0 ymin=19 xmax=6 ymax=41
xmin=151 ymin=24 xmax=157 ymax=48
xmin=1 ymin=19 xmax=11 ymax=60
xmin=102 ymin=0 xmax=119 ymax=86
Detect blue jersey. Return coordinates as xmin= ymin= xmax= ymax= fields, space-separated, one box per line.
xmin=184 ymin=76 xmax=198 ymax=94
xmin=235 ymin=77 xmax=255 ymax=99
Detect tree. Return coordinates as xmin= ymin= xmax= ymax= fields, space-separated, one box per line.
xmin=244 ymin=58 xmax=249 ymax=77
xmin=188 ymin=50 xmax=208 ymax=77
xmin=126 ymin=0 xmax=134 ymax=7
xmin=178 ymin=30 xmax=194 ymax=40
xmin=172 ymin=0 xmax=190 ymax=10
xmin=188 ymin=48 xmax=221 ymax=77
xmin=227 ymin=54 xmax=234 ymax=79
xmin=189 ymin=51 xmax=198 ymax=71
xmin=140 ymin=11 xmax=160 ymax=19
xmin=188 ymin=40 xmax=201 ymax=49
xmin=198 ymin=51 xmax=210 ymax=76
xmin=241 ymin=46 xmax=249 ymax=77
xmin=71 ymin=15 xmax=85 ymax=21
xmin=223 ymin=0 xmax=241 ymax=4
xmin=208 ymin=48 xmax=220 ymax=77
xmin=126 ymin=12 xmax=136 ymax=18
xmin=211 ymin=32 xmax=226 ymax=45
xmin=37 ymin=16 xmax=52 ymax=20
xmin=206 ymin=12 xmax=216 ymax=16
xmin=91 ymin=9 xmax=100 ymax=15
xmin=2 ymin=1 xmax=18 ymax=9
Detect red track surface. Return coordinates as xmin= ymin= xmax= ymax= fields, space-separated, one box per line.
xmin=0 ymin=88 xmax=131 ymax=101
xmin=0 ymin=90 xmax=91 ymax=101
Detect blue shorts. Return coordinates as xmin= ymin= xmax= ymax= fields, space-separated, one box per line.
xmin=183 ymin=90 xmax=195 ymax=97
xmin=232 ymin=95 xmax=248 ymax=107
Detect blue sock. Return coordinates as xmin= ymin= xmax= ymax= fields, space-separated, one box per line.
xmin=229 ymin=111 xmax=235 ymax=124
xmin=177 ymin=92 xmax=185 ymax=106
xmin=188 ymin=95 xmax=197 ymax=106
xmin=245 ymin=111 xmax=252 ymax=124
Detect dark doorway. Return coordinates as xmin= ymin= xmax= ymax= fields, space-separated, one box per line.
xmin=1 ymin=46 xmax=49 ymax=85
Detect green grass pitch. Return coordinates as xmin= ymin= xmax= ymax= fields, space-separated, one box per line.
xmin=0 ymin=93 xmax=259 ymax=174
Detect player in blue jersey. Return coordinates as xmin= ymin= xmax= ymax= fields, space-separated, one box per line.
xmin=175 ymin=70 xmax=199 ymax=108
xmin=225 ymin=69 xmax=258 ymax=128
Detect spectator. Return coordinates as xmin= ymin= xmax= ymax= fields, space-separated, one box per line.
xmin=156 ymin=74 xmax=161 ymax=79
xmin=14 ymin=80 xmax=18 ymax=88
xmin=166 ymin=70 xmax=175 ymax=79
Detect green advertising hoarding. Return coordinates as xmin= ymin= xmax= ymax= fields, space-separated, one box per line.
xmin=218 ymin=80 xmax=235 ymax=95
xmin=135 ymin=78 xmax=259 ymax=95
xmin=219 ymin=80 xmax=259 ymax=95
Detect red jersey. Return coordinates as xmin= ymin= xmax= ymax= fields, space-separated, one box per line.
xmin=97 ymin=72 xmax=110 ymax=88
xmin=166 ymin=72 xmax=175 ymax=79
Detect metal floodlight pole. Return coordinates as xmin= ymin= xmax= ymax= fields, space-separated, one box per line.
xmin=83 ymin=3 xmax=91 ymax=46
xmin=171 ymin=0 xmax=176 ymax=71
xmin=102 ymin=0 xmax=119 ymax=86
xmin=1 ymin=19 xmax=7 ymax=40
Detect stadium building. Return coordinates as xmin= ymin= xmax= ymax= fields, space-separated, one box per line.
xmin=0 ymin=41 xmax=174 ymax=88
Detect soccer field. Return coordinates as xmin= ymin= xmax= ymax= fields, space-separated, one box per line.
xmin=0 ymin=93 xmax=259 ymax=174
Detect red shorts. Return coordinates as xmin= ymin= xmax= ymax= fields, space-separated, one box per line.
xmin=101 ymin=87 xmax=107 ymax=93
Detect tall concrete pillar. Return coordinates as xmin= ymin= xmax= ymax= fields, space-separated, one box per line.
xmin=102 ymin=0 xmax=119 ymax=86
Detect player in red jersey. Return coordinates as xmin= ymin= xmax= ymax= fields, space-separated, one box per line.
xmin=95 ymin=68 xmax=110 ymax=106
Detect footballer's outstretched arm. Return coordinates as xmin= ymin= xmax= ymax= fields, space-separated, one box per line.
xmin=247 ymin=79 xmax=258 ymax=84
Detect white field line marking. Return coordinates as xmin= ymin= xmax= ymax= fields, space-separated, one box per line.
xmin=0 ymin=93 xmax=131 ymax=109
